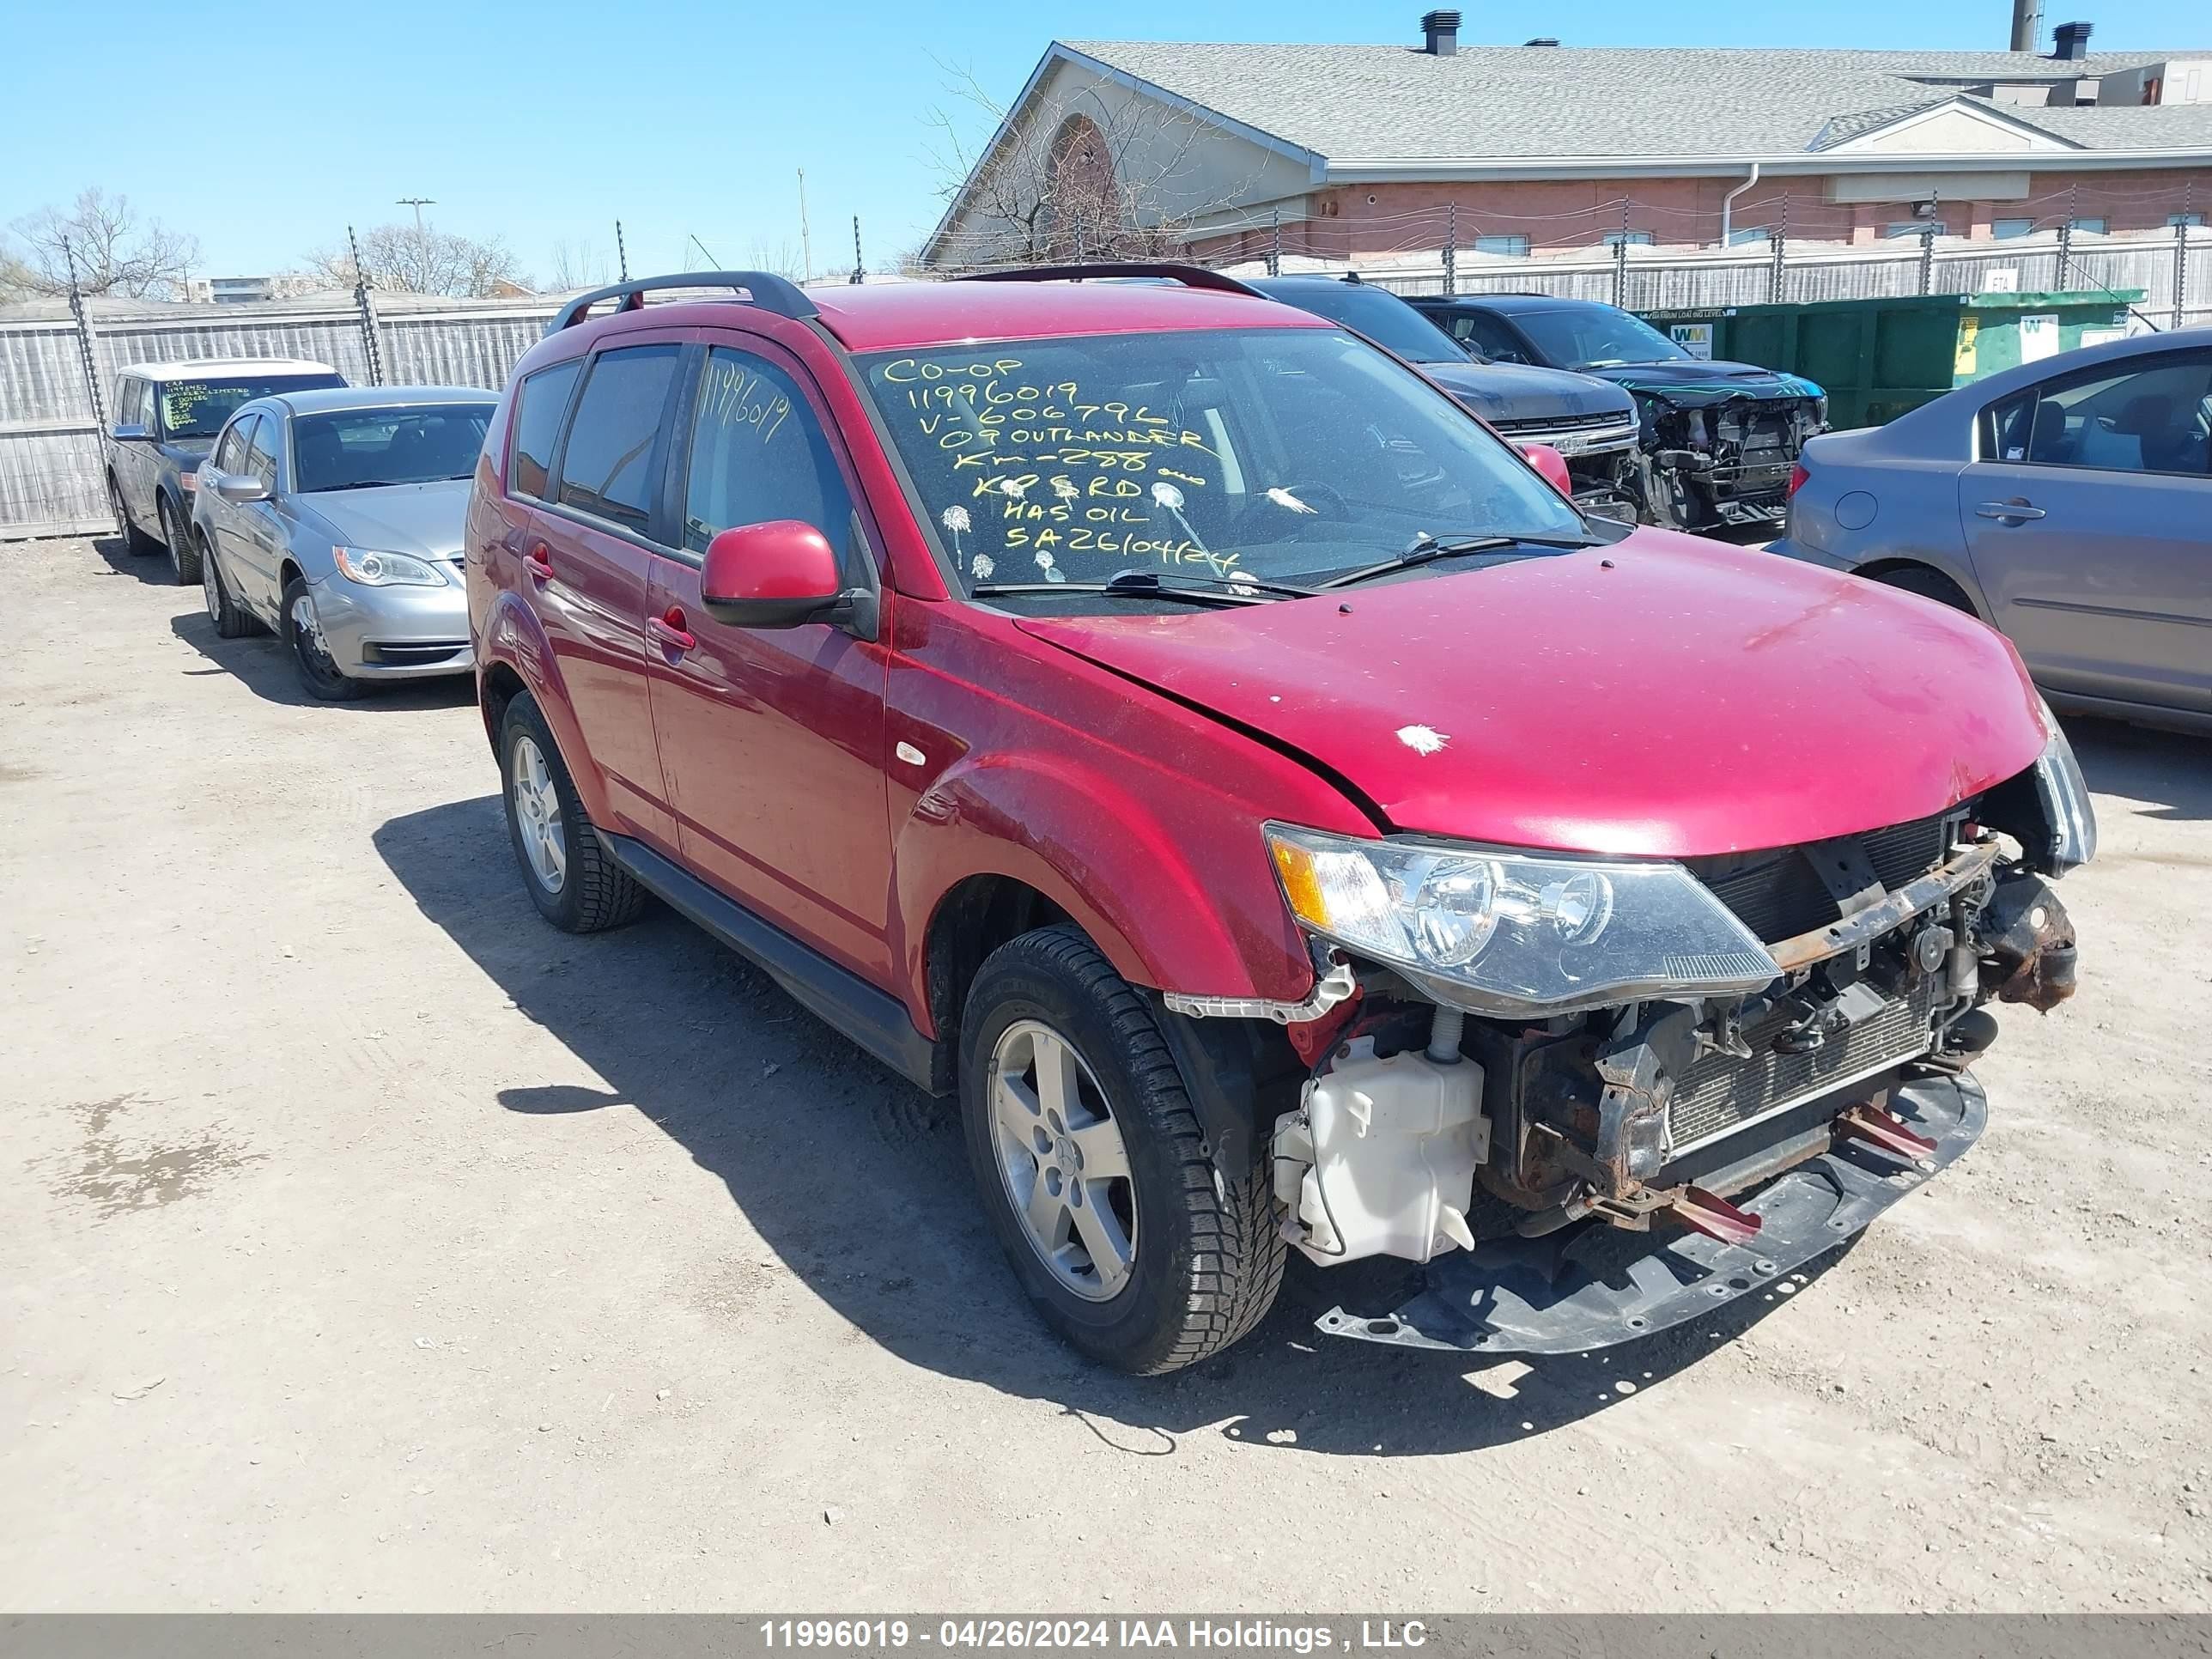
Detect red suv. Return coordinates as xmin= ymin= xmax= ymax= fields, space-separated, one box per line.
xmin=465 ymin=265 xmax=2093 ymax=1375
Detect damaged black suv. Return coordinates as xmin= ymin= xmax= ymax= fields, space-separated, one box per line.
xmin=1413 ymin=294 xmax=1826 ymax=532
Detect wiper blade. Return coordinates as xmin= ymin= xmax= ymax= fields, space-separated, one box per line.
xmin=1102 ymin=567 xmax=1317 ymax=600
xmin=1319 ymin=530 xmax=1598 ymax=590
xmin=971 ymin=578 xmax=1258 ymax=608
xmin=311 ymin=479 xmax=414 ymax=492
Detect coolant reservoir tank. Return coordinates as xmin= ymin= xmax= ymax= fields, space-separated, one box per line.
xmin=1285 ymin=1038 xmax=1489 ymax=1266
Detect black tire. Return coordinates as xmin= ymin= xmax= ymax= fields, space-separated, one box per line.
xmin=161 ymin=496 xmax=202 ymax=585
xmin=280 ymin=574 xmax=363 ymax=701
xmin=200 ymin=535 xmax=253 ymax=638
xmin=959 ymin=925 xmax=1284 ymax=1375
xmin=1869 ymin=563 xmax=1977 ymax=615
xmin=497 ymin=691 xmax=647 ymax=933
xmin=108 ymin=475 xmax=157 ymax=555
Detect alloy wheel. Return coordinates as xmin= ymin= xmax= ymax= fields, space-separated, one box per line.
xmin=201 ymin=544 xmax=222 ymax=623
xmin=988 ymin=1019 xmax=1137 ymax=1302
xmin=289 ymin=593 xmax=342 ymax=684
xmin=161 ymin=501 xmax=181 ymax=575
xmin=510 ymin=733 xmax=567 ymax=894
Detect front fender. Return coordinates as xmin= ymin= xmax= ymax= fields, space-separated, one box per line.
xmin=475 ymin=587 xmax=614 ymax=828
xmin=894 ymin=750 xmax=1315 ymax=1033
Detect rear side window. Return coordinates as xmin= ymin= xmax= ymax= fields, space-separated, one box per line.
xmin=678 ymin=348 xmax=855 ymax=560
xmin=1981 ymin=351 xmax=2212 ymax=476
xmin=554 ymin=346 xmax=681 ymax=532
xmin=508 ymin=360 xmax=581 ymax=502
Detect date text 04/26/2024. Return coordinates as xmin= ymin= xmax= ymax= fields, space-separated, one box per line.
xmin=757 ymin=1621 xmax=1431 ymax=1652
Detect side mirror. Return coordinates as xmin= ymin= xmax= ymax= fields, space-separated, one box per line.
xmin=1516 ymin=441 xmax=1575 ymax=499
xmin=211 ymin=471 xmax=270 ymax=505
xmin=111 ymin=422 xmax=150 ymax=442
xmin=699 ymin=520 xmax=875 ymax=636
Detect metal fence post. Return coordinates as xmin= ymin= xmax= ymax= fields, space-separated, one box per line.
xmin=1612 ymin=234 xmax=1627 ymax=308
xmin=347 ymin=227 xmax=386 ymax=387
xmin=61 ymin=240 xmax=112 ymax=534
xmin=1919 ymin=222 xmax=1936 ymax=295
xmin=1443 ymin=204 xmax=1457 ymax=295
xmin=1768 ymin=223 xmax=1787 ymax=304
xmin=851 ymin=216 xmax=866 ymax=285
xmin=2173 ymin=218 xmax=2190 ymax=331
xmin=1267 ymin=209 xmax=1281 ymax=277
xmin=2056 ymin=220 xmax=2072 ymax=290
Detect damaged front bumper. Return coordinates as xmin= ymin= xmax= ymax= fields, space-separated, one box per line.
xmin=1317 ymin=1068 xmax=1984 ymax=1355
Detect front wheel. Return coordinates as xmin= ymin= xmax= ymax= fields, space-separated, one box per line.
xmin=959 ymin=926 xmax=1284 ymax=1375
xmin=161 ymin=497 xmax=202 ymax=585
xmin=282 ymin=575 xmax=362 ymax=701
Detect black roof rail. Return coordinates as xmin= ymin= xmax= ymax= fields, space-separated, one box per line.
xmin=952 ymin=262 xmax=1265 ymax=299
xmin=547 ymin=270 xmax=819 ymax=333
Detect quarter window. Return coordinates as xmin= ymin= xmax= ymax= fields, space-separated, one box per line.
xmin=1981 ymin=352 xmax=2212 ymax=476
xmin=555 ymin=346 xmax=681 ymax=532
xmin=508 ymin=360 xmax=582 ymax=503
xmin=678 ymin=348 xmax=855 ymax=562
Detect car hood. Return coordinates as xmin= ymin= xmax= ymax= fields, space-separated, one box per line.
xmin=299 ymin=479 xmax=473 ymax=557
xmin=161 ymin=439 xmax=215 ymax=468
xmin=1013 ymin=532 xmax=2045 ymax=858
xmin=1420 ymin=360 xmax=1636 ymax=422
xmin=1584 ymin=360 xmax=1823 ymax=408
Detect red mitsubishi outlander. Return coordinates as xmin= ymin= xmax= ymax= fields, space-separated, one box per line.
xmin=465 ymin=265 xmax=2093 ymax=1375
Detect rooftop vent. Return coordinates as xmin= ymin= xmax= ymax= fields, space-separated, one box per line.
xmin=1421 ymin=9 xmax=1462 ymax=55
xmin=1524 ymin=36 xmax=1560 ymax=46
xmin=2051 ymin=20 xmax=2093 ymax=60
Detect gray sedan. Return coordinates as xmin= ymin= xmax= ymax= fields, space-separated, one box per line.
xmin=1771 ymin=327 xmax=2210 ymax=731
xmin=187 ymin=386 xmax=495 ymax=699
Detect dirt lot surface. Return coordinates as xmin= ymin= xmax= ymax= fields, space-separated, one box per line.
xmin=3 ymin=534 xmax=2209 ymax=1613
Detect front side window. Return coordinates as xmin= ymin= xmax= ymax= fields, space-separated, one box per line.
xmin=1256 ymin=283 xmax=1463 ymax=364
xmin=555 ymin=345 xmax=681 ymax=532
xmin=212 ymin=417 xmax=250 ymax=474
xmin=1509 ymin=304 xmax=1688 ymax=368
xmin=678 ymin=348 xmax=855 ymax=560
xmin=155 ymin=373 xmax=343 ymax=440
xmin=293 ymin=404 xmax=494 ymax=494
xmin=239 ymin=416 xmax=277 ymax=489
xmin=1439 ymin=309 xmax=1531 ymax=363
xmin=508 ymin=360 xmax=581 ymax=502
xmin=860 ymin=326 xmax=1587 ymax=604
xmin=1981 ymin=352 xmax=2212 ymax=476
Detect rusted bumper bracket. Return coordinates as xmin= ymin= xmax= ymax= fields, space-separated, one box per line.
xmin=1317 ymin=1071 xmax=1985 ymax=1357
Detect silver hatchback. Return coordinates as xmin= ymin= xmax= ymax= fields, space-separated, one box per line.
xmin=1771 ymin=327 xmax=2211 ymax=731
xmin=187 ymin=386 xmax=495 ymax=699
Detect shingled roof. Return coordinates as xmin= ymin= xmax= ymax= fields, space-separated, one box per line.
xmin=1060 ymin=40 xmax=2212 ymax=161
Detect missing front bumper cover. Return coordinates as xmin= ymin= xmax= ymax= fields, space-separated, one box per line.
xmin=1316 ymin=1070 xmax=1984 ymax=1356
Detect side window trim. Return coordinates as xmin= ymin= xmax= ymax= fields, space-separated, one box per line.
xmin=544 ymin=341 xmax=688 ymax=546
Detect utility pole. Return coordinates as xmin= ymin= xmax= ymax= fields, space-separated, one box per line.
xmin=396 ymin=197 xmax=434 ymax=232
xmin=798 ymin=168 xmax=813 ymax=283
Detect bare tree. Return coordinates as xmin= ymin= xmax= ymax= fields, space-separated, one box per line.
xmin=4 ymin=188 xmax=201 ymax=299
xmin=921 ymin=60 xmax=1255 ymax=270
xmin=305 ymin=222 xmax=530 ymax=298
xmin=546 ymin=238 xmax=612 ymax=290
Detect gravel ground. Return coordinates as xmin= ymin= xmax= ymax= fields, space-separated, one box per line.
xmin=3 ymin=533 xmax=2208 ymax=1613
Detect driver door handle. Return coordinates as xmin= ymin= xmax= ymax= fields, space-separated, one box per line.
xmin=522 ymin=542 xmax=554 ymax=583
xmin=1976 ymin=499 xmax=2045 ymax=521
xmin=646 ymin=607 xmax=695 ymax=653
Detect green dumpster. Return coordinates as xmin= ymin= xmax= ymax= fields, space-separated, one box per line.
xmin=1638 ymin=290 xmax=2144 ymax=428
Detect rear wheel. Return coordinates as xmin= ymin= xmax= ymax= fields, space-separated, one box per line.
xmin=1869 ymin=563 xmax=1977 ymax=615
xmin=497 ymin=692 xmax=647 ymax=933
xmin=201 ymin=535 xmax=253 ymax=637
xmin=282 ymin=574 xmax=362 ymax=701
xmin=161 ymin=497 xmax=201 ymax=585
xmin=108 ymin=475 xmax=156 ymax=555
xmin=959 ymin=925 xmax=1283 ymax=1375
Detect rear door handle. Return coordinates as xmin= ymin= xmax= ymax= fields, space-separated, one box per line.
xmin=647 ymin=607 xmax=695 ymax=653
xmin=522 ymin=542 xmax=554 ymax=582
xmin=1976 ymin=499 xmax=2045 ymax=521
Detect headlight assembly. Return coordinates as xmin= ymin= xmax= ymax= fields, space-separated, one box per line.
xmin=2030 ymin=698 xmax=2097 ymax=875
xmin=1265 ymin=823 xmax=1778 ymax=1017
xmin=333 ymin=546 xmax=447 ymax=587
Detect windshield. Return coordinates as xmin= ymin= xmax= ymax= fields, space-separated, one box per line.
xmin=293 ymin=404 xmax=495 ymax=492
xmin=1510 ymin=305 xmax=1690 ymax=369
xmin=861 ymin=327 xmax=1586 ymax=602
xmin=157 ymin=374 xmax=343 ymax=440
xmin=1254 ymin=283 xmax=1465 ymax=363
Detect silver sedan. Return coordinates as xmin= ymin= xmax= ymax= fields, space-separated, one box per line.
xmin=187 ymin=386 xmax=495 ymax=700
xmin=1771 ymin=326 xmax=2211 ymax=732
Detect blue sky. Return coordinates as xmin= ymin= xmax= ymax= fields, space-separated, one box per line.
xmin=7 ymin=0 xmax=2204 ymax=286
